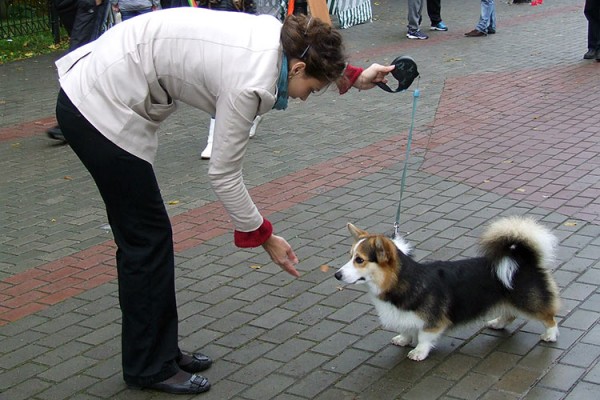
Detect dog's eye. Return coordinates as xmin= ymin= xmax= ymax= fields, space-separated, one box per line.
xmin=355 ymin=257 xmax=364 ymax=264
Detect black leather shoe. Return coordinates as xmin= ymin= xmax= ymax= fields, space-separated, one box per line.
xmin=583 ymin=49 xmax=596 ymax=60
xmin=178 ymin=352 xmax=213 ymax=373
xmin=129 ymin=374 xmax=210 ymax=394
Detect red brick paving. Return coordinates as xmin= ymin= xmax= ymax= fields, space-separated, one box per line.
xmin=423 ymin=62 xmax=600 ymax=223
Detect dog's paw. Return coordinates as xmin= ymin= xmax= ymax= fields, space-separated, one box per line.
xmin=407 ymin=347 xmax=430 ymax=361
xmin=486 ymin=316 xmax=515 ymax=330
xmin=486 ymin=317 xmax=507 ymax=330
xmin=391 ymin=334 xmax=412 ymax=347
xmin=541 ymin=326 xmax=559 ymax=342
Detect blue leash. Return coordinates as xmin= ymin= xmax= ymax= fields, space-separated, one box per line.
xmin=373 ymin=55 xmax=421 ymax=238
xmin=393 ymin=80 xmax=420 ymax=238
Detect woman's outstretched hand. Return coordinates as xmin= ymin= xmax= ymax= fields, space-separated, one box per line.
xmin=262 ymin=234 xmax=300 ymax=277
xmin=354 ymin=63 xmax=396 ymax=90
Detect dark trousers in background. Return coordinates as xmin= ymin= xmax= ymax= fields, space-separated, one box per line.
xmin=55 ymin=90 xmax=180 ymax=386
xmin=427 ymin=0 xmax=442 ymax=25
xmin=585 ymin=0 xmax=600 ymax=52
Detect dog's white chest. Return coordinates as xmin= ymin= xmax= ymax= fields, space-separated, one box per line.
xmin=372 ymin=297 xmax=425 ymax=332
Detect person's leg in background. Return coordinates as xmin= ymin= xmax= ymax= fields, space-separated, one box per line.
xmin=427 ymin=0 xmax=448 ymax=31
xmin=465 ymin=0 xmax=495 ymax=37
xmin=406 ymin=0 xmax=429 ymax=40
xmin=47 ymin=0 xmax=78 ymax=142
xmin=201 ymin=115 xmax=261 ymax=160
xmin=48 ymin=0 xmax=110 ymax=142
xmin=475 ymin=0 xmax=495 ymax=34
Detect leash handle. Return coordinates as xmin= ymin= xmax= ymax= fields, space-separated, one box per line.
xmin=377 ymin=56 xmax=420 ymax=93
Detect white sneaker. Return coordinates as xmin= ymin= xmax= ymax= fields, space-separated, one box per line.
xmin=249 ymin=115 xmax=262 ymax=138
xmin=201 ymin=118 xmax=215 ymax=159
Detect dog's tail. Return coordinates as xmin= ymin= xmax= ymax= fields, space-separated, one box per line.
xmin=480 ymin=216 xmax=557 ymax=289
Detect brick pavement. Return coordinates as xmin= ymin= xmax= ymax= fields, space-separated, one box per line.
xmin=1 ymin=1 xmax=599 ymax=399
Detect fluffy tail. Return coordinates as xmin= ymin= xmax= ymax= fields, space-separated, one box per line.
xmin=480 ymin=216 xmax=558 ymax=289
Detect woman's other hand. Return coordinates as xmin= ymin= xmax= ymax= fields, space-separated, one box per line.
xmin=262 ymin=235 xmax=300 ymax=277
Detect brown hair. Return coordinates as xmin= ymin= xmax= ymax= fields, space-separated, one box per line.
xmin=280 ymin=14 xmax=347 ymax=83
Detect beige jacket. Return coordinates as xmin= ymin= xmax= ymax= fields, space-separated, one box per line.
xmin=56 ymin=7 xmax=284 ymax=233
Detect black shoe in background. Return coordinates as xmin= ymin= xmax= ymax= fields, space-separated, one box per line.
xmin=47 ymin=126 xmax=66 ymax=142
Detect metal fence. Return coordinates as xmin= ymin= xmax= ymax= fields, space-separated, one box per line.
xmin=0 ymin=0 xmax=55 ymax=40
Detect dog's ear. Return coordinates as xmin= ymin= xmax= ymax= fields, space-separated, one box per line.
xmin=374 ymin=237 xmax=391 ymax=264
xmin=347 ymin=223 xmax=368 ymax=241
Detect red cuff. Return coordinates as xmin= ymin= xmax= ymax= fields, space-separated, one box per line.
xmin=234 ymin=218 xmax=273 ymax=248
xmin=338 ymin=64 xmax=364 ymax=94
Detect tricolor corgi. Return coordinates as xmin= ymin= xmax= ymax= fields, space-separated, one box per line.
xmin=335 ymin=216 xmax=560 ymax=361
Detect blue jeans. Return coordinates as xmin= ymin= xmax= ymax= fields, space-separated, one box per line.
xmin=121 ymin=7 xmax=153 ymax=22
xmin=475 ymin=0 xmax=496 ymax=33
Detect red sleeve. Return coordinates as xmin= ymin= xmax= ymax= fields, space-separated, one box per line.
xmin=234 ymin=218 xmax=273 ymax=248
xmin=338 ymin=64 xmax=364 ymax=95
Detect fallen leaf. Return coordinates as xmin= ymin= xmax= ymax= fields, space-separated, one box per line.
xmin=320 ymin=265 xmax=330 ymax=273
xmin=516 ymin=188 xmax=525 ymax=192
xmin=64 ymin=176 xmax=73 ymax=180
xmin=167 ymin=200 xmax=179 ymax=205
xmin=502 ymin=160 xmax=513 ymax=164
xmin=250 ymin=265 xmax=261 ymax=270
xmin=564 ymin=221 xmax=577 ymax=227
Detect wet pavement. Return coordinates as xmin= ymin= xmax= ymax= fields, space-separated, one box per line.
xmin=1 ymin=1 xmax=599 ymax=399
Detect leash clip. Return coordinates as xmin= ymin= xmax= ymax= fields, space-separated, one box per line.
xmin=393 ymin=222 xmax=401 ymax=239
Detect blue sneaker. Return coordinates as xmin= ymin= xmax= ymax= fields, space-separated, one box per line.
xmin=430 ymin=21 xmax=448 ymax=31
xmin=407 ymin=30 xmax=429 ymax=40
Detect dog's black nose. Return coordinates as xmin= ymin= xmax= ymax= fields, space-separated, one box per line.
xmin=334 ymin=271 xmax=342 ymax=281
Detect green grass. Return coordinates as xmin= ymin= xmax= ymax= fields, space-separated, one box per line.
xmin=0 ymin=31 xmax=69 ymax=64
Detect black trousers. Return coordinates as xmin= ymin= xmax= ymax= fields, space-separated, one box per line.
xmin=427 ymin=0 xmax=442 ymax=25
xmin=56 ymin=90 xmax=180 ymax=386
xmin=585 ymin=0 xmax=600 ymax=51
